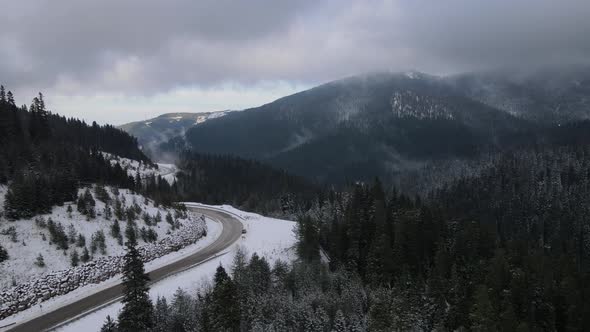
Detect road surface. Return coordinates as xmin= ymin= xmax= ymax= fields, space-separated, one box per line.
xmin=5 ymin=206 xmax=242 ymax=332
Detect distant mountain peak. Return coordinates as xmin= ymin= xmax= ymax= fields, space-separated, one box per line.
xmin=401 ymin=70 xmax=432 ymax=80
xmin=119 ymin=111 xmax=231 ymax=159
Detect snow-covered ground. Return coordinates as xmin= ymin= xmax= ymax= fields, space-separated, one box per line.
xmin=51 ymin=204 xmax=296 ymax=332
xmin=101 ymin=152 xmax=178 ymax=184
xmin=0 ymin=218 xmax=220 ymax=330
xmin=0 ymin=186 xmax=195 ymax=290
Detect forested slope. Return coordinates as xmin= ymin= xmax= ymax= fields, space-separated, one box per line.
xmin=0 ymin=87 xmax=150 ymax=219
xmin=296 ymin=141 xmax=590 ymax=330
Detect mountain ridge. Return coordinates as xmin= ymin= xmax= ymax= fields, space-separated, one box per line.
xmin=122 ymin=66 xmax=590 ymax=183
xmin=118 ymin=111 xmax=230 ymax=157
xmin=179 ymin=71 xmax=529 ymax=182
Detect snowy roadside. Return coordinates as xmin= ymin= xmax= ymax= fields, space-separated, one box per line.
xmin=0 ymin=218 xmax=221 ymax=331
xmin=52 ymin=204 xmax=297 ymax=332
xmin=0 ymin=186 xmax=193 ymax=289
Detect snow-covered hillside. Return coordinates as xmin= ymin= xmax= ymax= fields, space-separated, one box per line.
xmin=118 ymin=111 xmax=231 ymax=155
xmin=0 ymin=185 xmax=199 ymax=290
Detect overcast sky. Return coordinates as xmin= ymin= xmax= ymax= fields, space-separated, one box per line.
xmin=1 ymin=0 xmax=589 ymax=125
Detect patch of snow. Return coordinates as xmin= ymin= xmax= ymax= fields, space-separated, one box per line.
xmin=405 ymin=71 xmax=418 ymax=79
xmin=207 ymin=111 xmax=228 ymax=119
xmin=194 ymin=111 xmax=228 ymax=125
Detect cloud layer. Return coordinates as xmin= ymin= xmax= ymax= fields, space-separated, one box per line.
xmin=1 ymin=0 xmax=589 ymax=123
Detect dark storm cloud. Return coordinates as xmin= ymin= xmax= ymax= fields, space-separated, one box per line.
xmin=0 ymin=0 xmax=316 ymax=92
xmin=1 ymin=0 xmax=590 ymax=96
xmin=396 ymin=0 xmax=590 ymax=73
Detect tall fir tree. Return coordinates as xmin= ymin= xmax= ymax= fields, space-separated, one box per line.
xmin=209 ymin=265 xmax=240 ymax=331
xmin=6 ymin=91 xmax=14 ymax=106
xmin=117 ymin=232 xmax=153 ymax=331
xmin=101 ymin=315 xmax=117 ymax=332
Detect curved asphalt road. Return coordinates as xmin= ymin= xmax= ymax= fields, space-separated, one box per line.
xmin=5 ymin=206 xmax=242 ymax=332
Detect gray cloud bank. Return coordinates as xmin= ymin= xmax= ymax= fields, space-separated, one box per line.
xmin=1 ymin=0 xmax=590 ymax=97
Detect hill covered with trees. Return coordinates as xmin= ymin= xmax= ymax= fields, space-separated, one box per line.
xmin=0 ymin=86 xmax=318 ymax=221
xmin=294 ymin=140 xmax=590 ymax=330
xmin=0 ymin=86 xmax=150 ymax=219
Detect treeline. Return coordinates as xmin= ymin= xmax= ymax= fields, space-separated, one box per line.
xmin=3 ymin=151 xmax=135 ymax=219
xmin=102 ymin=247 xmax=371 ymax=332
xmin=169 ymin=152 xmax=317 ymax=216
xmin=296 ymin=144 xmax=590 ymax=331
xmin=0 ymin=86 xmax=148 ymax=219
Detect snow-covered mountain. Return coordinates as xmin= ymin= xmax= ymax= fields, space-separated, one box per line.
xmin=119 ymin=111 xmax=230 ymax=158
xmin=152 ymin=66 xmax=590 ymax=183
xmin=178 ymin=71 xmax=525 ymax=182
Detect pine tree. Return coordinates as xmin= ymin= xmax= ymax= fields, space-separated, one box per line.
xmin=78 ymin=188 xmax=96 ymax=218
xmin=169 ymin=288 xmax=197 ymax=331
xmin=94 ymin=184 xmax=111 ymax=203
xmin=153 ymin=296 xmax=170 ymax=332
xmin=332 ymin=309 xmax=347 ymax=332
xmin=499 ymin=297 xmax=518 ymax=332
xmin=111 ymin=219 xmax=121 ymax=239
xmin=135 ymin=171 xmax=142 ymax=192
xmin=104 ymin=205 xmax=113 ymax=220
xmin=296 ymin=215 xmax=320 ymax=261
xmin=0 ymin=85 xmax=5 ymax=102
xmin=248 ymin=253 xmax=271 ymax=295
xmin=101 ymin=315 xmax=117 ymax=332
xmin=117 ymin=234 xmax=153 ymax=331
xmin=470 ymin=285 xmax=496 ymax=332
xmin=209 ymin=265 xmax=240 ymax=331
xmin=77 ymin=234 xmax=86 ymax=247
xmin=71 ymin=250 xmax=80 ymax=267
xmin=6 ymin=91 xmax=14 ymax=106
xmin=3 ymin=187 xmax=20 ymax=220
xmin=68 ymin=224 xmax=77 ymax=244
xmin=35 ymin=253 xmax=45 ymax=267
xmin=37 ymin=92 xmax=46 ymax=113
xmin=142 ymin=212 xmax=152 ymax=226
xmin=81 ymin=247 xmax=90 ymax=263
xmin=315 ymin=306 xmax=330 ymax=331
xmin=166 ymin=212 xmax=174 ymax=226
xmin=0 ymin=244 xmax=8 ymax=263
xmin=125 ymin=221 xmax=136 ymax=244
xmin=366 ymin=219 xmax=394 ymax=286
